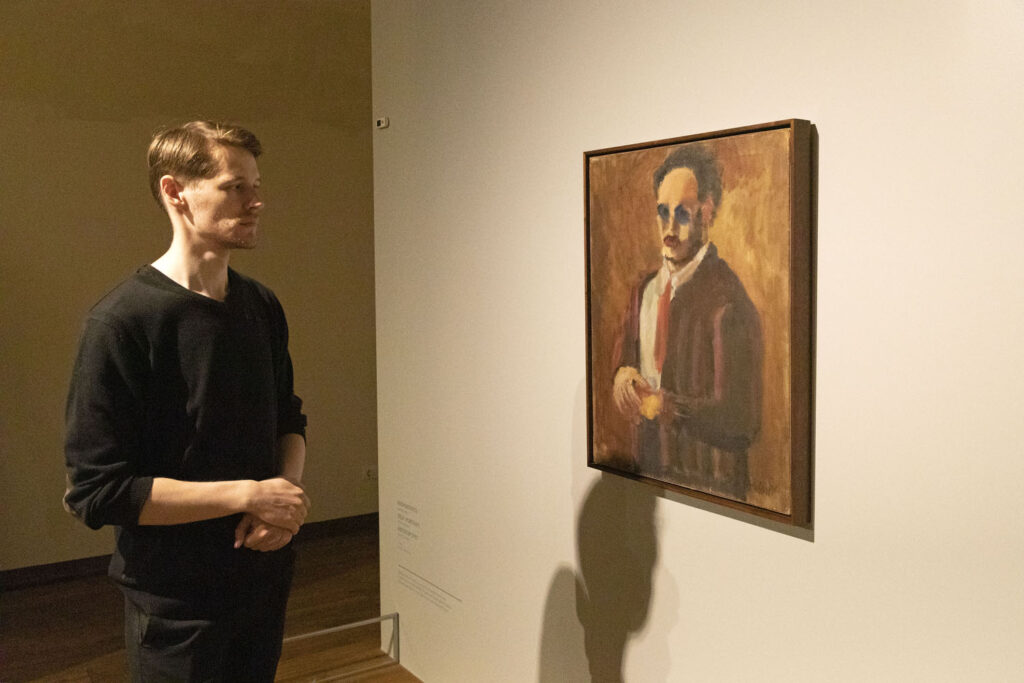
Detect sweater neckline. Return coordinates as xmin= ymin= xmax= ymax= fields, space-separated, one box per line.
xmin=137 ymin=264 xmax=236 ymax=306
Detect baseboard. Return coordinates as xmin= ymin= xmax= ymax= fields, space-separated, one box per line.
xmin=294 ymin=512 xmax=379 ymax=541
xmin=1 ymin=553 xmax=112 ymax=591
xmin=0 ymin=513 xmax=379 ymax=592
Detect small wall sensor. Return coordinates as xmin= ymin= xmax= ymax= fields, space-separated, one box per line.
xmin=375 ymin=117 xmax=390 ymax=130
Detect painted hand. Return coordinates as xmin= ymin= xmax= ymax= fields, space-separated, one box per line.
xmin=613 ymin=366 xmax=651 ymax=421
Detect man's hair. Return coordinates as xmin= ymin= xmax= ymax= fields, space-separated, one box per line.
xmin=652 ymin=143 xmax=723 ymax=216
xmin=147 ymin=121 xmax=262 ymax=209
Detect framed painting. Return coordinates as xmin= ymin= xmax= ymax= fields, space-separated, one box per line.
xmin=584 ymin=119 xmax=813 ymax=527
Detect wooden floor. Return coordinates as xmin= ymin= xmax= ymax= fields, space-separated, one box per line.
xmin=0 ymin=518 xmax=420 ymax=683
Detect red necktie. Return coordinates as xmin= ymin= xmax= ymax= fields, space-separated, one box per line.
xmin=654 ymin=279 xmax=671 ymax=372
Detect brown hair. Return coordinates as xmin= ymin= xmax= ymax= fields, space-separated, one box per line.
xmin=652 ymin=143 xmax=723 ymax=220
xmin=147 ymin=121 xmax=262 ymax=209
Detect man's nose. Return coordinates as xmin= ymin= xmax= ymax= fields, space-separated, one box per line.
xmin=248 ymin=189 xmax=264 ymax=211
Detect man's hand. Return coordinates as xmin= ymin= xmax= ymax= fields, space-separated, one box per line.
xmin=663 ymin=392 xmax=699 ymax=420
xmin=245 ymin=477 xmax=310 ymax=534
xmin=613 ymin=366 xmax=651 ymax=419
xmin=234 ymin=513 xmax=294 ymax=552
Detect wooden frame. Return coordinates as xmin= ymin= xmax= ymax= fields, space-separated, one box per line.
xmin=584 ymin=120 xmax=813 ymax=527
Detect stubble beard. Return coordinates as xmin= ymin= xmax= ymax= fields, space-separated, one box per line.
xmin=216 ymin=220 xmax=260 ymax=250
xmin=206 ymin=232 xmax=258 ymax=251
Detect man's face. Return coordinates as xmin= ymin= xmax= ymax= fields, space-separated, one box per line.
xmin=179 ymin=144 xmax=263 ymax=250
xmin=655 ymin=167 xmax=711 ymax=265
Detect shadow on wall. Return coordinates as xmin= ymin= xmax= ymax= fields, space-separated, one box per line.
xmin=538 ymin=474 xmax=659 ymax=682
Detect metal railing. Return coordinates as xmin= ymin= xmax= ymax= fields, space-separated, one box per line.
xmin=282 ymin=611 xmax=400 ymax=680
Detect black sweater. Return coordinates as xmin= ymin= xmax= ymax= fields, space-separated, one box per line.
xmin=64 ymin=266 xmax=306 ymax=605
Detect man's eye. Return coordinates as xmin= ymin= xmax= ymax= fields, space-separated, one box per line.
xmin=675 ymin=206 xmax=690 ymax=224
xmin=657 ymin=205 xmax=669 ymax=221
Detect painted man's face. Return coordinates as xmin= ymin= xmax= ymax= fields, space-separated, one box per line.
xmin=655 ymin=167 xmax=713 ymax=266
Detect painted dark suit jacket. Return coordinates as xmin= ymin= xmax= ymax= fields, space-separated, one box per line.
xmin=617 ymin=243 xmax=763 ymax=501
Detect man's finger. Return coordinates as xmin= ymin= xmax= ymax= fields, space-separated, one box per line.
xmin=245 ymin=525 xmax=271 ymax=550
xmin=620 ymin=384 xmax=640 ymax=412
xmin=275 ymin=516 xmax=300 ymax=534
xmin=234 ymin=514 xmax=254 ymax=549
xmin=250 ymin=528 xmax=290 ymax=552
xmin=615 ymin=381 xmax=640 ymax=414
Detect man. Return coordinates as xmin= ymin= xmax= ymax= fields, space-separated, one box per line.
xmin=64 ymin=121 xmax=310 ymax=681
xmin=612 ymin=144 xmax=762 ymax=501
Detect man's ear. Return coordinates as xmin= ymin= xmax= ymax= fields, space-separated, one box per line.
xmin=700 ymin=198 xmax=715 ymax=228
xmin=159 ymin=175 xmax=186 ymax=211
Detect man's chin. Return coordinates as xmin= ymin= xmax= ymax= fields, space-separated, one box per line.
xmin=662 ymin=245 xmax=691 ymax=262
xmin=219 ymin=236 xmax=259 ymax=250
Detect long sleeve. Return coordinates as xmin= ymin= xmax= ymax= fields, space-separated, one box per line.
xmin=266 ymin=292 xmax=306 ymax=440
xmin=64 ymin=317 xmax=154 ymax=529
xmin=674 ymin=299 xmax=763 ymax=452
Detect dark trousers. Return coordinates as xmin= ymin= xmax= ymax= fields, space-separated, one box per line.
xmin=123 ymin=562 xmax=293 ymax=683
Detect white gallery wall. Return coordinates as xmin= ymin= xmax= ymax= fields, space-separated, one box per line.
xmin=372 ymin=1 xmax=1024 ymax=680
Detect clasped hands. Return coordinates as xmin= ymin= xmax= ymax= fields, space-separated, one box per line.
xmin=234 ymin=477 xmax=311 ymax=553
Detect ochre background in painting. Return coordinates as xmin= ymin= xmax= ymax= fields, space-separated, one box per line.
xmin=588 ymin=127 xmax=792 ymax=514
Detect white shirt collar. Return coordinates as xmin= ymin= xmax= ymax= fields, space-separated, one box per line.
xmin=660 ymin=242 xmax=711 ymax=293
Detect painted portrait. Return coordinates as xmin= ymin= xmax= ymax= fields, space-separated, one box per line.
xmin=585 ymin=121 xmax=812 ymax=524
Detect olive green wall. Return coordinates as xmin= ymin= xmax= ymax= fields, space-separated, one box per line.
xmin=0 ymin=0 xmax=377 ymax=570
